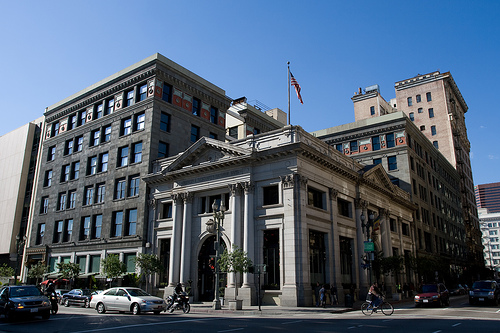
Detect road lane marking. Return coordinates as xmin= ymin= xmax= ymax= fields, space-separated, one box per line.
xmin=432 ymin=331 xmax=442 ymax=333
xmin=69 ymin=317 xmax=221 ymax=333
xmin=282 ymin=320 xmax=303 ymax=324
xmin=452 ymin=323 xmax=461 ymax=327
xmin=218 ymin=329 xmax=244 ymax=333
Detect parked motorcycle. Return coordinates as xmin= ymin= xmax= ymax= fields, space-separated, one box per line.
xmin=49 ymin=294 xmax=58 ymax=314
xmin=166 ymin=292 xmax=190 ymax=313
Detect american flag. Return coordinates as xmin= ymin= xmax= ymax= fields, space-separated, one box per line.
xmin=290 ymin=72 xmax=303 ymax=104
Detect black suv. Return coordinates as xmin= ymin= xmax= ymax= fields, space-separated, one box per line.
xmin=0 ymin=285 xmax=51 ymax=320
xmin=469 ymin=280 xmax=500 ymax=305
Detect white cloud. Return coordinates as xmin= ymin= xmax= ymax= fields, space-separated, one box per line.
xmin=488 ymin=155 xmax=499 ymax=160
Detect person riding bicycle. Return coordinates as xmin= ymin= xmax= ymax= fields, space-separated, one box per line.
xmin=368 ymin=282 xmax=383 ymax=309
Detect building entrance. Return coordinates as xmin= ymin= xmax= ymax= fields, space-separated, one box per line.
xmin=197 ymin=235 xmax=226 ymax=301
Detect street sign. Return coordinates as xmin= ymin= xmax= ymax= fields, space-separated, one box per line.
xmin=364 ymin=241 xmax=374 ymax=252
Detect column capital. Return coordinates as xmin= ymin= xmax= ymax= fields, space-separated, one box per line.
xmin=228 ymin=183 xmax=242 ymax=196
xmin=172 ymin=193 xmax=182 ymax=204
xmin=329 ymin=188 xmax=338 ymax=199
xmin=355 ymin=198 xmax=368 ymax=209
xmin=242 ymin=181 xmax=254 ymax=194
xmin=182 ymin=192 xmax=194 ymax=203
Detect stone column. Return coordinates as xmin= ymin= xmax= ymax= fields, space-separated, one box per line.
xmin=227 ymin=184 xmax=242 ymax=289
xmin=168 ymin=194 xmax=183 ymax=287
xmin=329 ymin=188 xmax=341 ymax=302
xmin=242 ymin=182 xmax=255 ymax=288
xmin=380 ymin=209 xmax=391 ymax=258
xmin=355 ymin=199 xmax=368 ymax=297
xmin=180 ymin=192 xmax=193 ymax=286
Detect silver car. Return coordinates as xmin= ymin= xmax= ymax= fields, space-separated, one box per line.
xmin=90 ymin=287 xmax=166 ymax=315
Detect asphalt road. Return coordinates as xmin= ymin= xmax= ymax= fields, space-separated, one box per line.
xmin=1 ymin=295 xmax=499 ymax=333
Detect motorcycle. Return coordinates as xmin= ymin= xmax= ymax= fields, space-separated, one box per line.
xmin=49 ymin=293 xmax=58 ymax=314
xmin=166 ymin=292 xmax=190 ymax=313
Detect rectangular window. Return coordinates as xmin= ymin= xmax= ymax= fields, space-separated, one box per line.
xmin=428 ymin=108 xmax=434 ymax=118
xmin=335 ymin=144 xmax=343 ymax=152
xmin=112 ymin=211 xmax=123 ymax=237
xmin=373 ymin=158 xmax=382 ymax=165
xmin=71 ymin=161 xmax=80 ymax=180
xmin=431 ymin=125 xmax=437 ymax=136
xmin=135 ymin=113 xmax=145 ymax=131
xmin=78 ymin=110 xmax=86 ymax=126
xmin=44 ymin=170 xmax=53 ymax=187
xmin=95 ymin=104 xmax=103 ymax=119
xmin=158 ymin=141 xmax=168 ymax=159
xmin=418 ymin=107 xmax=423 ymax=113
xmin=402 ymin=223 xmax=410 ymax=236
xmin=64 ymin=140 xmax=73 ymax=155
xmin=90 ymin=255 xmax=100 ymax=273
xmin=210 ymin=106 xmax=218 ymax=124
xmin=192 ymin=97 xmax=201 ymax=116
xmin=228 ymin=126 xmax=238 ymax=139
xmin=349 ymin=140 xmax=358 ymax=152
xmin=407 ymin=97 xmax=412 ymax=106
xmin=36 ymin=223 xmax=45 ymax=245
xmin=161 ymin=202 xmax=172 ymax=219
xmin=126 ymin=209 xmax=137 ymax=236
xmin=426 ymin=92 xmax=432 ymax=102
xmin=138 ymin=83 xmax=147 ymax=101
xmin=64 ymin=219 xmax=73 ymax=242
xmin=61 ymin=164 xmax=70 ymax=182
xmin=263 ymin=185 xmax=279 ymax=205
xmin=90 ymin=129 xmax=100 ymax=147
xmin=337 ymin=198 xmax=352 ymax=218
xmin=105 ymin=98 xmax=114 ymax=115
xmin=68 ymin=190 xmax=76 ymax=209
xmin=84 ymin=186 xmax=94 ymax=206
xmin=386 ymin=133 xmax=395 ymax=148
xmin=370 ymin=106 xmax=375 ymax=115
xmin=93 ymin=215 xmax=102 ymax=239
xmin=126 ymin=89 xmax=134 ymax=107
xmin=124 ymin=253 xmax=136 ymax=272
xmin=307 ymin=187 xmax=325 ymax=210
xmin=99 ymin=152 xmax=108 ymax=172
xmin=48 ymin=146 xmax=56 ymax=161
xmin=68 ymin=114 xmax=77 ymax=130
xmin=416 ymin=94 xmax=421 ymax=103
xmin=88 ymin=156 xmax=98 ymax=175
xmin=115 ymin=178 xmax=126 ymax=199
xmin=121 ymin=118 xmax=132 ymax=136
xmin=54 ymin=220 xmax=64 ymax=243
xmin=52 ymin=122 xmax=60 ymax=137
xmin=191 ymin=125 xmax=200 ymax=142
xmin=409 ymin=112 xmax=414 ymax=121
xmin=372 ymin=136 xmax=380 ymax=151
xmin=420 ymin=125 xmax=426 ymax=131
xmin=96 ymin=183 xmax=105 ymax=203
xmin=162 ymin=83 xmax=172 ymax=103
xmin=76 ymin=136 xmax=84 ymax=152
xmin=40 ymin=196 xmax=49 ymax=214
xmin=160 ymin=112 xmax=170 ymax=132
xmin=118 ymin=146 xmax=129 ymax=167
xmin=433 ymin=141 xmax=439 ymax=149
xmin=209 ymin=132 xmax=217 ymax=140
xmin=128 ymin=175 xmax=140 ymax=197
xmin=132 ymin=142 xmax=142 ymax=163
xmin=81 ymin=216 xmax=91 ymax=240
xmin=388 ymin=156 xmax=398 ymax=171
xmin=102 ymin=125 xmax=112 ymax=142
xmin=58 ymin=192 xmax=67 ymax=211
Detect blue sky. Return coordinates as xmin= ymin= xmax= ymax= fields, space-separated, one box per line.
xmin=1 ymin=0 xmax=498 ymax=185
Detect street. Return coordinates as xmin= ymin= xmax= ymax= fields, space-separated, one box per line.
xmin=1 ymin=296 xmax=500 ymax=333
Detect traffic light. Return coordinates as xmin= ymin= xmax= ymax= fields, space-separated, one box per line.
xmin=209 ymin=258 xmax=215 ymax=272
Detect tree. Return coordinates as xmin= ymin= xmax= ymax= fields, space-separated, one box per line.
xmin=57 ymin=262 xmax=80 ymax=288
xmin=134 ymin=253 xmax=164 ymax=293
xmin=218 ymin=245 xmax=253 ymax=302
xmin=27 ymin=262 xmax=48 ymax=285
xmin=0 ymin=264 xmax=15 ymax=284
xmin=101 ymin=254 xmax=126 ymax=287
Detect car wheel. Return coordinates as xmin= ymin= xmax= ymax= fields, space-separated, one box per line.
xmin=85 ymin=299 xmax=90 ymax=308
xmin=97 ymin=302 xmax=106 ymax=314
xmin=132 ymin=303 xmax=141 ymax=315
xmin=5 ymin=310 xmax=15 ymax=322
xmin=64 ymin=299 xmax=70 ymax=307
xmin=153 ymin=311 xmax=161 ymax=315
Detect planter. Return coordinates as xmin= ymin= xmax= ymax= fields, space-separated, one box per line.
xmin=228 ymin=299 xmax=243 ymax=310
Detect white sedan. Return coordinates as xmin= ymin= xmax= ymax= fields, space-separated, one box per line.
xmin=90 ymin=287 xmax=166 ymax=315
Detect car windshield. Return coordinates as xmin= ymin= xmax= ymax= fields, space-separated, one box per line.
xmin=82 ymin=290 xmax=92 ymax=295
xmin=126 ymin=289 xmax=150 ymax=297
xmin=422 ymin=285 xmax=438 ymax=293
xmin=472 ymin=282 xmax=494 ymax=289
xmin=10 ymin=287 xmax=42 ymax=297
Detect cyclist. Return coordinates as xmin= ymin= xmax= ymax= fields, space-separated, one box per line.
xmin=368 ymin=282 xmax=383 ymax=310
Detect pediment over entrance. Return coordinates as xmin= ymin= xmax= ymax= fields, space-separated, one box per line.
xmin=361 ymin=164 xmax=396 ymax=192
xmin=161 ymin=137 xmax=252 ymax=174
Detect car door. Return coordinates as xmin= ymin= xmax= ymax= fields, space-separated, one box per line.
xmin=100 ymin=288 xmax=117 ymax=310
xmin=114 ymin=288 xmax=131 ymax=312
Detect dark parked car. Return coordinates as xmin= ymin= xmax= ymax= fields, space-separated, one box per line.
xmin=449 ymin=284 xmax=467 ymax=296
xmin=414 ymin=283 xmax=450 ymax=307
xmin=55 ymin=289 xmax=69 ymax=304
xmin=0 ymin=285 xmax=51 ymax=320
xmin=469 ymin=280 xmax=500 ymax=305
xmin=62 ymin=289 xmax=92 ymax=308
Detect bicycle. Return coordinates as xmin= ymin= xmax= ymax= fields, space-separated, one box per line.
xmin=361 ymin=297 xmax=394 ymax=316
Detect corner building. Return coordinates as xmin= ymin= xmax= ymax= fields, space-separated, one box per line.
xmin=25 ymin=54 xmax=231 ymax=280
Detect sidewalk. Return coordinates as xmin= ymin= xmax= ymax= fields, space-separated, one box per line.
xmin=189 ymin=297 xmax=415 ymax=316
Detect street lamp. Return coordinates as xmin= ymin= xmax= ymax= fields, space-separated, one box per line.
xmin=14 ymin=235 xmax=26 ymax=285
xmin=208 ymin=199 xmax=225 ymax=310
xmin=360 ymin=211 xmax=375 ymax=285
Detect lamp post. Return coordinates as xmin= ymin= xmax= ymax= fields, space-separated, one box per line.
xmin=14 ymin=235 xmax=26 ymax=285
xmin=208 ymin=199 xmax=225 ymax=310
xmin=360 ymin=211 xmax=375 ymax=285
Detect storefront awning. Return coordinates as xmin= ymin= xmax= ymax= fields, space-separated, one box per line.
xmin=78 ymin=272 xmax=99 ymax=278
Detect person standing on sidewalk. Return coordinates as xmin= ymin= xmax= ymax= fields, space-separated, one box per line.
xmin=330 ymin=284 xmax=338 ymax=305
xmin=319 ymin=285 xmax=326 ymax=308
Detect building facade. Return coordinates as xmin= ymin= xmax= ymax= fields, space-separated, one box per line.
xmin=145 ymin=126 xmax=416 ymax=306
xmin=24 ymin=53 xmax=232 ymax=281
xmin=475 ymin=182 xmax=500 ymax=214
xmin=0 ymin=119 xmax=43 ymax=279
xmin=312 ymin=111 xmax=471 ymax=283
xmin=479 ymin=208 xmax=500 ymax=278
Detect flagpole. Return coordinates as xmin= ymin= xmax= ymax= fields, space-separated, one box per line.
xmin=287 ymin=61 xmax=291 ymax=125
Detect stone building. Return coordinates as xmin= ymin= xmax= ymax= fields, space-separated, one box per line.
xmin=479 ymin=208 xmax=500 ymax=278
xmin=24 ymin=53 xmax=232 ymax=281
xmin=144 ymin=126 xmax=415 ymax=306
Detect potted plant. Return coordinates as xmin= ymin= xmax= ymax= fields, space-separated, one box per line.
xmin=218 ymin=245 xmax=252 ymax=310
